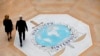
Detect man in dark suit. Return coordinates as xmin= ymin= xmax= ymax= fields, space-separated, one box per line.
xmin=16 ymin=16 xmax=28 ymax=47
xmin=3 ymin=15 xmax=13 ymax=41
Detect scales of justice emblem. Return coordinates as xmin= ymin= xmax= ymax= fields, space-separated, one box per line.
xmin=30 ymin=20 xmax=86 ymax=56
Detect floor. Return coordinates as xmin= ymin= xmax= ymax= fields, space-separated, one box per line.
xmin=14 ymin=14 xmax=92 ymax=56
xmin=0 ymin=0 xmax=100 ymax=56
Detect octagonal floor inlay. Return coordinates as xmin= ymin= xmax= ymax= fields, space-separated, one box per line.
xmin=14 ymin=14 xmax=92 ymax=56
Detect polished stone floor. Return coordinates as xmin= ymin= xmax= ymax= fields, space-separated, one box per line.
xmin=0 ymin=0 xmax=100 ymax=56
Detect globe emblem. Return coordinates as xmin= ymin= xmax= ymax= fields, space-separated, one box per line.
xmin=34 ymin=23 xmax=71 ymax=47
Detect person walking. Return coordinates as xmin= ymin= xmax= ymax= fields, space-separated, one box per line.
xmin=3 ymin=15 xmax=13 ymax=41
xmin=16 ymin=16 xmax=28 ymax=47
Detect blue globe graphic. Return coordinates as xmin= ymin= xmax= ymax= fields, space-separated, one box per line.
xmin=35 ymin=24 xmax=71 ymax=47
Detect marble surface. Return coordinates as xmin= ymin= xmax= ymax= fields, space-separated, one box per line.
xmin=0 ymin=0 xmax=100 ymax=56
xmin=14 ymin=14 xmax=92 ymax=56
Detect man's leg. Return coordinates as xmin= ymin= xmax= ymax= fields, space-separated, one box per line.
xmin=23 ymin=31 xmax=25 ymax=40
xmin=19 ymin=32 xmax=22 ymax=47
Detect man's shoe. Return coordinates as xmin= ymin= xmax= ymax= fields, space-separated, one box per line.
xmin=23 ymin=38 xmax=25 ymax=41
xmin=20 ymin=44 xmax=23 ymax=47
